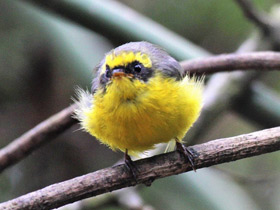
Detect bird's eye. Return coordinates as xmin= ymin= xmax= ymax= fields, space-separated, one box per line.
xmin=105 ymin=65 xmax=111 ymax=78
xmin=133 ymin=63 xmax=142 ymax=73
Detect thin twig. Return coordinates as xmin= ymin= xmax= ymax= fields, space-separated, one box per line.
xmin=0 ymin=127 xmax=279 ymax=210
xmin=182 ymin=51 xmax=280 ymax=76
xmin=0 ymin=104 xmax=77 ymax=173
xmin=234 ymin=0 xmax=273 ymax=35
xmin=1 ymin=52 xmax=280 ymax=173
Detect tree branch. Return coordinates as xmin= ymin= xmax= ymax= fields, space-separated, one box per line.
xmin=234 ymin=0 xmax=280 ymax=50
xmin=0 ymin=127 xmax=279 ymax=210
xmin=182 ymin=51 xmax=280 ymax=76
xmin=0 ymin=104 xmax=77 ymax=173
xmin=1 ymin=52 xmax=280 ymax=173
xmin=234 ymin=0 xmax=273 ymax=35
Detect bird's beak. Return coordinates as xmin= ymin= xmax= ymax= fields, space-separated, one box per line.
xmin=112 ymin=68 xmax=126 ymax=78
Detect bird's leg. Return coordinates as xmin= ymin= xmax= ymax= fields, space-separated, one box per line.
xmin=124 ymin=149 xmax=139 ymax=182
xmin=175 ymin=139 xmax=196 ymax=172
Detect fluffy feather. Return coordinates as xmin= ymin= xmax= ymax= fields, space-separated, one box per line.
xmin=74 ymin=73 xmax=203 ymax=155
xmin=72 ymin=88 xmax=93 ymax=130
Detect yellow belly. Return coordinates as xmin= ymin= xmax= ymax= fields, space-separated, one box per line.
xmin=83 ymin=74 xmax=203 ymax=155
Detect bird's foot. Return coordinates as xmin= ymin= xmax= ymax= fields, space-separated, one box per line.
xmin=124 ymin=149 xmax=139 ymax=183
xmin=176 ymin=141 xmax=196 ymax=172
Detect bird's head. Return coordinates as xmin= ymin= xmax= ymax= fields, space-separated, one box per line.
xmin=92 ymin=41 xmax=183 ymax=92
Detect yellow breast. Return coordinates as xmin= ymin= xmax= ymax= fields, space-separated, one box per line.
xmin=82 ymin=73 xmax=203 ymax=155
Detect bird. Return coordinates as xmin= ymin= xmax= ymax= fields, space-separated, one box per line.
xmin=74 ymin=41 xmax=204 ymax=176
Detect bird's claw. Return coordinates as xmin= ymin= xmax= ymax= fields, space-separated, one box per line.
xmin=176 ymin=141 xmax=196 ymax=172
xmin=124 ymin=150 xmax=139 ymax=183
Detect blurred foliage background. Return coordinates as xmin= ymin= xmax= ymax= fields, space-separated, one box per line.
xmin=0 ymin=0 xmax=280 ymax=209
